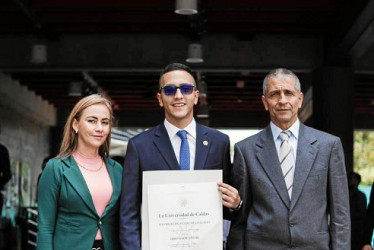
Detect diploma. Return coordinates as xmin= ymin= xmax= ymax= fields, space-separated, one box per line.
xmin=142 ymin=170 xmax=223 ymax=250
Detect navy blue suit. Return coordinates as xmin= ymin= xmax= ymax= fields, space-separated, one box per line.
xmin=119 ymin=122 xmax=231 ymax=250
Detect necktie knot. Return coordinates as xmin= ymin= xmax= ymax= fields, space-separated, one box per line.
xmin=177 ymin=130 xmax=188 ymax=140
xmin=279 ymin=130 xmax=290 ymax=142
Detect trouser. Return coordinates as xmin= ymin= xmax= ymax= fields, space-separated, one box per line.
xmin=91 ymin=240 xmax=104 ymax=250
xmin=0 ymin=193 xmax=3 ymax=215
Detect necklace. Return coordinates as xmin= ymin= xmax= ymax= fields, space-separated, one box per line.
xmin=77 ymin=159 xmax=103 ymax=172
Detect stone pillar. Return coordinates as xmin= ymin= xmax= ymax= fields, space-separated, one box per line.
xmin=313 ymin=67 xmax=354 ymax=173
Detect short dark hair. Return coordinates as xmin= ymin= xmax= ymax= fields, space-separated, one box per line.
xmin=159 ymin=63 xmax=194 ymax=83
xmin=349 ymin=172 xmax=362 ymax=183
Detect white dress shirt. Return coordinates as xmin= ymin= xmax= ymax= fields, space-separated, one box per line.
xmin=270 ymin=119 xmax=300 ymax=164
xmin=164 ymin=119 xmax=196 ymax=170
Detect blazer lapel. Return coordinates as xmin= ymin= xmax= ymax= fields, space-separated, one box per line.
xmin=194 ymin=124 xmax=210 ymax=170
xmin=256 ymin=126 xmax=290 ymax=208
xmin=101 ymin=158 xmax=121 ymax=217
xmin=290 ymin=124 xmax=318 ymax=211
xmin=153 ymin=124 xmax=180 ymax=170
xmin=62 ymin=156 xmax=98 ymax=216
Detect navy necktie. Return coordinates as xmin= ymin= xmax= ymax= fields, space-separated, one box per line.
xmin=176 ymin=130 xmax=190 ymax=170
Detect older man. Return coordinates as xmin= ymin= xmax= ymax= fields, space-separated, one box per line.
xmin=228 ymin=68 xmax=350 ymax=250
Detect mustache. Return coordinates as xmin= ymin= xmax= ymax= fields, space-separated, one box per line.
xmin=275 ymin=104 xmax=291 ymax=110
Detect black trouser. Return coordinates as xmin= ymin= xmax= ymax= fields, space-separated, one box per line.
xmin=91 ymin=240 xmax=104 ymax=250
xmin=0 ymin=193 xmax=3 ymax=215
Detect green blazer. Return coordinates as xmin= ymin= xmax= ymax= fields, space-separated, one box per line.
xmin=36 ymin=155 xmax=123 ymax=250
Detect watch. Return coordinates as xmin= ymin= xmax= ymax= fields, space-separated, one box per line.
xmin=233 ymin=199 xmax=243 ymax=211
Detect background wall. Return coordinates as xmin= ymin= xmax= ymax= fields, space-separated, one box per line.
xmin=0 ymin=73 xmax=55 ymax=208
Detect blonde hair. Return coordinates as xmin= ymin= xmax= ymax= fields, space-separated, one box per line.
xmin=57 ymin=94 xmax=113 ymax=159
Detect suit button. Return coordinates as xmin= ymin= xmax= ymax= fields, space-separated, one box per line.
xmin=98 ymin=220 xmax=102 ymax=225
xmin=290 ymin=224 xmax=294 ymax=227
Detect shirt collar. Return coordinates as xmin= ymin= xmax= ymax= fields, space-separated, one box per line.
xmin=270 ymin=119 xmax=300 ymax=141
xmin=164 ymin=118 xmax=196 ymax=139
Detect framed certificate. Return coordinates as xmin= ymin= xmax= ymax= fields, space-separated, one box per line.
xmin=142 ymin=170 xmax=223 ymax=250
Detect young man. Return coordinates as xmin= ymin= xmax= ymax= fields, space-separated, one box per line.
xmin=120 ymin=63 xmax=240 ymax=250
xmin=228 ymin=68 xmax=350 ymax=250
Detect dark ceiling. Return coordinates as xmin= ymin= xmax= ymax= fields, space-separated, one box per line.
xmin=1 ymin=0 xmax=374 ymax=127
xmin=1 ymin=0 xmax=351 ymax=35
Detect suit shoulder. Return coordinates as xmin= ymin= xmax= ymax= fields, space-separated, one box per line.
xmin=302 ymin=125 xmax=341 ymax=142
xmin=40 ymin=158 xmax=65 ymax=180
xmin=199 ymin=124 xmax=229 ymax=141
xmin=236 ymin=130 xmax=262 ymax=146
xmin=45 ymin=158 xmax=63 ymax=169
xmin=128 ymin=126 xmax=158 ymax=143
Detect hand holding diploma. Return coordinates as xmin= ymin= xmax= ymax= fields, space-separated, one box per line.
xmin=217 ymin=182 xmax=241 ymax=209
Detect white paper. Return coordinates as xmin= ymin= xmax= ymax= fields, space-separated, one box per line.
xmin=142 ymin=170 xmax=223 ymax=250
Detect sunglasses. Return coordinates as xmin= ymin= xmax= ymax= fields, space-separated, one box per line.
xmin=159 ymin=83 xmax=196 ymax=96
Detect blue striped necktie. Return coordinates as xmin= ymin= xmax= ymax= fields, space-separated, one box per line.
xmin=177 ymin=130 xmax=190 ymax=170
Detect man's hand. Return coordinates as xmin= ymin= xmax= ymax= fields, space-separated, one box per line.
xmin=217 ymin=182 xmax=241 ymax=209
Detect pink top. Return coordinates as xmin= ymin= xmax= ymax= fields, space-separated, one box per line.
xmin=73 ymin=152 xmax=113 ymax=240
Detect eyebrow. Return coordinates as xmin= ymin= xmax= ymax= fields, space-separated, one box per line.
xmin=269 ymin=88 xmax=295 ymax=93
xmin=268 ymin=90 xmax=281 ymax=94
xmin=86 ymin=116 xmax=110 ymax=120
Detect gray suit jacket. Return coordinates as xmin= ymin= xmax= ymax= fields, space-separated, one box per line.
xmin=227 ymin=123 xmax=350 ymax=250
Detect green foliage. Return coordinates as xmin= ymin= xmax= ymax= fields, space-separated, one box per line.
xmin=354 ymin=130 xmax=374 ymax=185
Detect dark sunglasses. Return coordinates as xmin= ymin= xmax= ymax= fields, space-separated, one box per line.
xmin=159 ymin=83 xmax=196 ymax=96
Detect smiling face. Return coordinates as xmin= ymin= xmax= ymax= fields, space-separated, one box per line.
xmin=157 ymin=70 xmax=199 ymax=128
xmin=72 ymin=103 xmax=111 ymax=155
xmin=261 ymin=74 xmax=304 ymax=130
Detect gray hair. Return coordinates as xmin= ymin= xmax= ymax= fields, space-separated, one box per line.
xmin=262 ymin=68 xmax=301 ymax=95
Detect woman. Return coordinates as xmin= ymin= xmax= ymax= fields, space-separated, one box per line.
xmin=37 ymin=94 xmax=122 ymax=250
